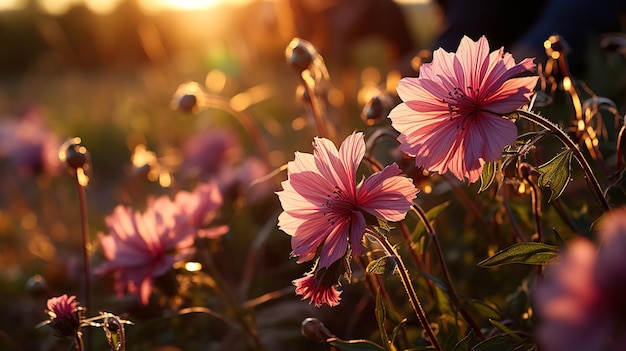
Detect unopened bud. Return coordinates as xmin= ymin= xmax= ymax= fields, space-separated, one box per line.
xmin=301 ymin=318 xmax=334 ymax=343
xmin=177 ymin=94 xmax=198 ymax=114
xmin=26 ymin=274 xmax=50 ymax=297
xmin=361 ymin=93 xmax=394 ymax=126
xmin=58 ymin=137 xmax=88 ymax=170
xmin=286 ymin=38 xmax=316 ymax=73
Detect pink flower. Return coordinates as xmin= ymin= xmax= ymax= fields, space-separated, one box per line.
xmin=294 ymin=274 xmax=341 ymax=308
xmin=534 ymin=209 xmax=626 ymax=351
xmin=0 ymin=107 xmax=61 ymax=177
xmin=45 ymin=294 xmax=81 ymax=337
xmin=277 ymin=132 xmax=418 ymax=306
xmin=95 ymin=196 xmax=196 ymax=305
xmin=388 ymin=35 xmax=537 ymax=183
xmin=174 ymin=182 xmax=229 ymax=239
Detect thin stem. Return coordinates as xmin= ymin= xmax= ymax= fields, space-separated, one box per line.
xmin=75 ymin=172 xmax=91 ymax=351
xmin=199 ymin=250 xmax=265 ymax=351
xmin=366 ymin=228 xmax=442 ymax=351
xmin=74 ymin=332 xmax=84 ymax=351
xmin=301 ymin=71 xmax=328 ymax=139
xmin=516 ymin=109 xmax=609 ymax=211
xmin=501 ymin=186 xmax=528 ymax=243
xmin=411 ymin=204 xmax=486 ymax=340
xmin=203 ymin=94 xmax=271 ymax=165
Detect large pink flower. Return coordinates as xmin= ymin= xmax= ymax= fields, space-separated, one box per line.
xmin=534 ymin=209 xmax=626 ymax=351
xmin=95 ymin=196 xmax=196 ymax=305
xmin=277 ymin=132 xmax=418 ymax=306
xmin=388 ymin=35 xmax=537 ymax=183
xmin=278 ymin=132 xmax=418 ymax=268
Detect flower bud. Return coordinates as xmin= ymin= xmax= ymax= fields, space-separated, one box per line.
xmin=301 ymin=318 xmax=334 ymax=343
xmin=26 ymin=274 xmax=50 ymax=298
xmin=176 ymin=94 xmax=198 ymax=114
xmin=286 ymin=38 xmax=315 ymax=73
xmin=58 ymin=137 xmax=88 ymax=170
xmin=45 ymin=294 xmax=82 ymax=338
xmin=361 ymin=93 xmax=394 ymax=126
xmin=171 ymin=82 xmax=207 ymax=114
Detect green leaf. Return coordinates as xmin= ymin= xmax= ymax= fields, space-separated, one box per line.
xmin=454 ymin=330 xmax=478 ymax=351
xmin=366 ymin=256 xmax=397 ymax=277
xmin=465 ymin=300 xmax=503 ymax=320
xmin=471 ymin=335 xmax=518 ymax=351
xmin=536 ymin=150 xmax=574 ymax=201
xmin=479 ymin=161 xmax=497 ymax=193
xmin=477 ymin=242 xmax=560 ymax=268
xmin=488 ymin=320 xmax=523 ymax=342
xmin=328 ymin=338 xmax=385 ymax=351
xmin=375 ymin=290 xmax=393 ymax=351
xmin=552 ymin=227 xmax=567 ymax=250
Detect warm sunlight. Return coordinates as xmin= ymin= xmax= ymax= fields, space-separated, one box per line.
xmin=161 ymin=0 xmax=223 ymax=10
xmin=138 ymin=0 xmax=251 ymax=13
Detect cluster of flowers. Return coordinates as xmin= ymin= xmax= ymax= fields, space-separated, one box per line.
xmin=32 ymin=34 xmax=626 ymax=351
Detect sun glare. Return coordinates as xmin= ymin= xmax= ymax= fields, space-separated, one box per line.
xmin=139 ymin=0 xmax=228 ymax=12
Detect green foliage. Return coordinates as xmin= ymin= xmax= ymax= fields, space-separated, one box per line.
xmin=536 ymin=150 xmax=574 ymax=201
xmin=478 ymin=242 xmax=560 ymax=267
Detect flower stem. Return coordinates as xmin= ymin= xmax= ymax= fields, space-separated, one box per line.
xmin=74 ymin=332 xmax=84 ymax=351
xmin=203 ymin=94 xmax=272 ymax=166
xmin=411 ymin=203 xmax=486 ymax=340
xmin=366 ymin=228 xmax=442 ymax=351
xmin=75 ymin=172 xmax=91 ymax=351
xmin=516 ymin=109 xmax=609 ymax=211
xmin=301 ymin=70 xmax=328 ymax=139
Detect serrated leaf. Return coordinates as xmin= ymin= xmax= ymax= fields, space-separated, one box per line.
xmin=366 ymin=256 xmax=397 ymax=276
xmin=536 ymin=150 xmax=574 ymax=201
xmin=477 ymin=242 xmax=560 ymax=268
xmin=479 ymin=161 xmax=497 ymax=193
xmin=328 ymin=338 xmax=385 ymax=351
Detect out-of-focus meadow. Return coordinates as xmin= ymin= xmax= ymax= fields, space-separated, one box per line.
xmin=1 ymin=0 xmax=626 ymax=350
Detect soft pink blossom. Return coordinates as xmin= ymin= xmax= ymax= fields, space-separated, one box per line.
xmin=174 ymin=182 xmax=229 ymax=238
xmin=388 ymin=35 xmax=537 ymax=183
xmin=95 ymin=196 xmax=196 ymax=305
xmin=277 ymin=132 xmax=417 ymax=306
xmin=45 ymin=294 xmax=81 ymax=337
xmin=534 ymin=209 xmax=626 ymax=351
xmin=0 ymin=108 xmax=61 ymax=177
xmin=278 ymin=132 xmax=418 ymax=268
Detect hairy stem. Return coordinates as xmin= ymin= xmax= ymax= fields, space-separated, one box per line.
xmin=366 ymin=228 xmax=442 ymax=351
xmin=516 ymin=109 xmax=609 ymax=211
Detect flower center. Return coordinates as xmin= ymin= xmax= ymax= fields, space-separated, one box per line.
xmin=444 ymin=86 xmax=482 ymax=121
xmin=322 ymin=186 xmax=355 ymax=225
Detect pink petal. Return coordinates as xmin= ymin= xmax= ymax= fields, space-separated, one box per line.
xmin=358 ymin=163 xmax=418 ymax=221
